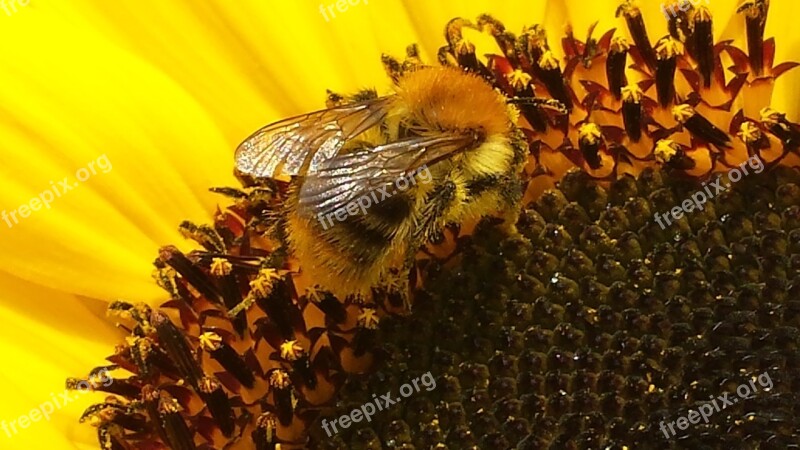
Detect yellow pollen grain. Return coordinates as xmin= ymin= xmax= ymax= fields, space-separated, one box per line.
xmin=538 ymin=51 xmax=559 ymax=70
xmin=522 ymin=24 xmax=546 ymax=45
xmin=113 ymin=309 xmax=133 ymax=321
xmin=270 ymin=369 xmax=292 ymax=389
xmin=210 ymin=258 xmax=233 ymax=276
xmin=158 ymin=395 xmax=183 ymax=414
xmin=304 ymin=285 xmax=325 ymax=303
xmin=615 ymin=0 xmax=641 ymax=18
xmin=621 ymin=85 xmax=643 ymax=103
xmin=656 ymin=38 xmax=683 ymax=59
xmin=200 ymin=377 xmax=219 ymax=393
xmin=250 ymin=268 xmax=281 ymax=298
xmin=672 ymin=104 xmax=696 ymax=123
xmin=579 ymin=123 xmax=603 ymax=145
xmin=655 ymin=139 xmax=679 ymax=163
xmin=358 ymin=308 xmax=380 ymax=329
xmin=610 ymin=36 xmax=630 ymax=53
xmin=738 ymin=0 xmax=766 ymax=19
xmin=760 ymin=107 xmax=782 ymax=124
xmin=695 ymin=5 xmax=712 ymax=22
xmin=454 ymin=38 xmax=475 ymax=55
xmin=280 ymin=340 xmax=304 ymax=361
xmin=199 ymin=331 xmax=222 ymax=351
xmin=257 ymin=412 xmax=277 ymax=428
xmin=738 ymin=121 xmax=762 ymax=143
xmin=506 ymin=69 xmax=532 ymax=90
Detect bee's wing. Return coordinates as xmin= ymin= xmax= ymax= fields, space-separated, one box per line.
xmin=235 ymin=97 xmax=393 ymax=178
xmin=297 ymin=132 xmax=480 ymax=217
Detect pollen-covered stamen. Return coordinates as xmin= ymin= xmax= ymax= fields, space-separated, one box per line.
xmin=268 ymin=370 xmax=295 ymax=426
xmin=253 ymin=412 xmax=279 ymax=450
xmin=738 ymin=121 xmax=770 ymax=157
xmin=692 ymin=6 xmax=715 ymax=87
xmin=579 ymin=123 xmax=605 ymax=169
xmin=151 ymin=311 xmax=204 ymax=389
xmin=616 ymin=0 xmax=657 ymax=71
xmin=403 ymin=44 xmax=422 ymax=71
xmin=179 ymin=221 xmax=225 ymax=253
xmin=358 ymin=308 xmax=380 ymax=330
xmin=71 ymin=367 xmax=141 ymax=398
xmin=199 ymin=377 xmax=236 ymax=437
xmin=159 ymin=245 xmax=224 ymax=305
xmin=209 ymin=257 xmax=233 ymax=276
xmin=280 ymin=340 xmax=304 ymax=361
xmin=350 ymin=307 xmax=379 ymax=357
xmin=80 ymin=403 xmax=147 ymax=432
xmin=444 ymin=18 xmax=492 ymax=78
xmin=108 ymin=301 xmax=154 ymax=335
xmin=200 ymin=332 xmax=256 ymax=388
xmin=207 ymin=257 xmax=246 ymax=335
xmin=152 ymin=263 xmax=180 ymax=299
xmin=158 ymin=393 xmax=196 ymax=450
xmin=621 ymin=85 xmax=644 ymax=142
xmin=124 ymin=334 xmax=181 ymax=380
xmin=250 ymin=268 xmax=282 ymax=297
xmin=142 ymin=386 xmax=170 ymax=445
xmin=253 ymin=274 xmax=298 ymax=340
xmin=477 ymin=14 xmax=517 ymax=63
xmin=304 ymin=286 xmax=347 ymax=323
xmin=737 ymin=0 xmax=770 ymax=76
xmin=126 ymin=336 xmax=153 ymax=377
xmin=761 ymin=107 xmax=800 ymax=150
xmin=606 ymin=37 xmax=629 ymax=100
xmin=97 ymin=423 xmax=125 ymax=450
xmin=672 ymin=104 xmax=731 ymax=148
xmin=538 ymin=50 xmax=573 ymax=111
xmin=507 ymin=69 xmax=532 ymax=91
xmin=655 ymin=38 xmax=683 ymax=107
xmin=381 ymin=53 xmax=404 ymax=83
xmin=504 ymin=68 xmax=552 ymax=132
xmin=228 ymin=267 xmax=282 ymax=318
xmin=666 ymin=0 xmax=694 ymax=46
xmin=654 ymin=139 xmax=696 ymax=170
xmin=516 ymin=24 xmax=548 ymax=70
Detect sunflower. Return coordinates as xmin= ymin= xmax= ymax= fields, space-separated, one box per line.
xmin=2 ymin=0 xmax=799 ymax=449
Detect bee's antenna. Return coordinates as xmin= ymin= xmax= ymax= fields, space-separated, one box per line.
xmin=508 ymin=97 xmax=568 ymax=114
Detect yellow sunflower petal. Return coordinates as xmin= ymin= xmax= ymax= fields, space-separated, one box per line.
xmin=0 ymin=5 xmax=240 ymax=301
xmin=0 ymin=274 xmax=120 ymax=448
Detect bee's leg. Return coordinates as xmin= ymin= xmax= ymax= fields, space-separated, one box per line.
xmin=385 ymin=180 xmax=459 ymax=312
xmin=496 ymin=174 xmax=525 ymax=236
xmin=497 ymin=127 xmax=529 ymax=235
xmin=414 ymin=180 xmax=460 ymax=243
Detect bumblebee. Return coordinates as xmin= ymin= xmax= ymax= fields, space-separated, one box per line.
xmin=235 ymin=66 xmax=531 ymax=300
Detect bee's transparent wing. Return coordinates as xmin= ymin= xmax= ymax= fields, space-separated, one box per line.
xmin=235 ymin=97 xmax=393 ymax=178
xmin=297 ymin=132 xmax=481 ymax=217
